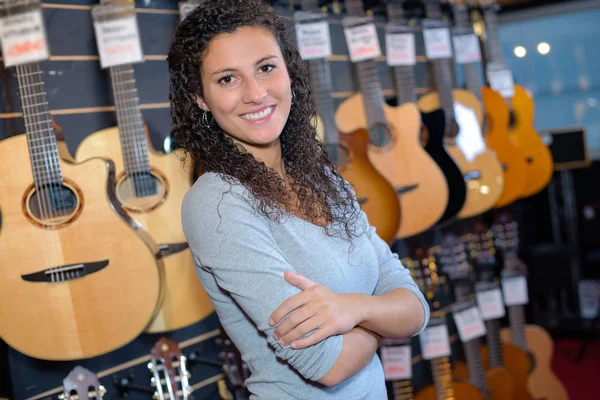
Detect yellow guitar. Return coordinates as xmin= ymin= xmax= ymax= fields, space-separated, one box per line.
xmin=75 ymin=0 xmax=213 ymax=333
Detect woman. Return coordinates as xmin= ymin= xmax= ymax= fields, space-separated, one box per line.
xmin=168 ymin=0 xmax=429 ymax=398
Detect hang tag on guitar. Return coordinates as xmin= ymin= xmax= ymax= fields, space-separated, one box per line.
xmin=487 ymin=62 xmax=515 ymax=98
xmin=342 ymin=16 xmax=381 ymax=62
xmin=381 ymin=343 xmax=412 ymax=380
xmin=502 ymin=275 xmax=529 ymax=306
xmin=452 ymin=304 xmax=487 ymax=342
xmin=452 ymin=34 xmax=481 ymax=64
xmin=476 ymin=285 xmax=506 ymax=320
xmin=385 ymin=24 xmax=415 ymax=66
xmin=454 ymin=102 xmax=486 ymax=162
xmin=294 ymin=12 xmax=332 ymax=60
xmin=422 ymin=19 xmax=452 ymax=60
xmin=0 ymin=9 xmax=49 ymax=67
xmin=419 ymin=323 xmax=451 ymax=360
xmin=92 ymin=3 xmax=144 ymax=68
xmin=178 ymin=2 xmax=199 ymax=21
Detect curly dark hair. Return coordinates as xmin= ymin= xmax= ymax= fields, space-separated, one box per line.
xmin=167 ymin=0 xmax=360 ymax=241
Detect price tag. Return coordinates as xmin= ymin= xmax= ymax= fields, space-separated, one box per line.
xmin=92 ymin=4 xmax=144 ymax=69
xmin=453 ymin=34 xmax=481 ymax=64
xmin=502 ymin=275 xmax=529 ymax=306
xmin=454 ymin=102 xmax=486 ymax=162
xmin=578 ymin=280 xmax=599 ymax=319
xmin=294 ymin=14 xmax=332 ymax=60
xmin=342 ymin=17 xmax=381 ymax=62
xmin=422 ymin=20 xmax=452 ymax=60
xmin=487 ymin=62 xmax=515 ymax=98
xmin=0 ymin=9 xmax=49 ymax=67
xmin=453 ymin=305 xmax=487 ymax=342
xmin=385 ymin=31 xmax=415 ymax=66
xmin=381 ymin=344 xmax=412 ymax=380
xmin=179 ymin=2 xmax=199 ymax=21
xmin=476 ymin=287 xmax=506 ymax=320
xmin=419 ymin=324 xmax=451 ymax=360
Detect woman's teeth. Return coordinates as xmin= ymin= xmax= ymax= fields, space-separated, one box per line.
xmin=241 ymin=106 xmax=274 ymax=121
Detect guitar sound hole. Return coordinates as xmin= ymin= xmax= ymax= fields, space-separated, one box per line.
xmin=131 ymin=171 xmax=158 ymax=198
xmin=368 ymin=124 xmax=392 ymax=147
xmin=116 ymin=170 xmax=167 ymax=212
xmin=29 ymin=183 xmax=78 ymax=221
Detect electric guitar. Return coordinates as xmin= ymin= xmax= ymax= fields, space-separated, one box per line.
xmin=75 ymin=0 xmax=213 ymax=333
xmin=148 ymin=337 xmax=192 ymax=400
xmin=299 ymin=0 xmax=401 ymax=243
xmin=59 ymin=366 xmax=106 ymax=400
xmin=0 ymin=0 xmax=163 ymax=360
xmin=479 ymin=0 xmax=554 ymax=198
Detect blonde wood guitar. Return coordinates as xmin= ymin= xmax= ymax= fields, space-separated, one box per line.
xmin=76 ymin=5 xmax=213 ymax=333
xmin=0 ymin=63 xmax=163 ymax=360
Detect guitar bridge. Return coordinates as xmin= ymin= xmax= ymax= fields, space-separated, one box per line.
xmin=21 ymin=260 xmax=109 ymax=283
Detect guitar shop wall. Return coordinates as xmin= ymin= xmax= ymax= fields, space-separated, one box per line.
xmin=0 ymin=1 xmax=443 ymax=399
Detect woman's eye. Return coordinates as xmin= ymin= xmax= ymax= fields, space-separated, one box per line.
xmin=259 ymin=64 xmax=275 ymax=73
xmin=218 ymin=75 xmax=234 ymax=85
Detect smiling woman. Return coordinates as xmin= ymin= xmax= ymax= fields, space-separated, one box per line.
xmin=168 ymin=0 xmax=429 ymax=399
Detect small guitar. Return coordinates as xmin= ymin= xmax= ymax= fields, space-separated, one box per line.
xmin=76 ymin=0 xmax=214 ymax=333
xmin=216 ymin=330 xmax=251 ymax=400
xmin=302 ymin=0 xmax=400 ymax=243
xmin=148 ymin=337 xmax=192 ymax=400
xmin=418 ymin=0 xmax=505 ymax=220
xmin=0 ymin=0 xmax=163 ymax=360
xmin=494 ymin=211 xmax=569 ymax=400
xmin=479 ymin=0 xmax=554 ymax=198
xmin=59 ymin=366 xmax=106 ymax=400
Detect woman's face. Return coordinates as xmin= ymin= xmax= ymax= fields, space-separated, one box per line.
xmin=197 ymin=26 xmax=292 ymax=155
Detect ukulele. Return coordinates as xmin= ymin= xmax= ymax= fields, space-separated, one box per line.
xmin=467 ymin=222 xmax=534 ymax=400
xmin=479 ymin=0 xmax=554 ymax=198
xmin=408 ymin=247 xmax=483 ymax=400
xmin=0 ymin=0 xmax=163 ymax=360
xmin=440 ymin=233 xmax=513 ymax=400
xmin=59 ymin=366 xmax=106 ymax=400
xmin=148 ymin=337 xmax=192 ymax=400
xmin=216 ymin=330 xmax=251 ymax=400
xmin=452 ymin=0 xmax=528 ymax=208
xmin=493 ymin=211 xmax=568 ymax=400
xmin=75 ymin=0 xmax=213 ymax=333
xmin=418 ymin=0 xmax=505 ymax=220
xmin=297 ymin=0 xmax=400 ymax=243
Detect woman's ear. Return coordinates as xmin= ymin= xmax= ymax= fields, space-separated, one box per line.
xmin=194 ymin=95 xmax=209 ymax=112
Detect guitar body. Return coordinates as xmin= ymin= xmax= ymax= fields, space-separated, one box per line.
xmin=75 ymin=127 xmax=214 ymax=333
xmin=481 ymin=86 xmax=528 ymax=207
xmin=453 ymin=361 xmax=516 ymax=400
xmin=0 ymin=134 xmax=163 ymax=360
xmin=415 ymin=381 xmax=484 ymax=400
xmin=335 ymin=93 xmax=449 ymax=238
xmin=419 ymin=90 xmax=505 ymax=219
xmin=500 ymin=324 xmax=568 ymax=400
xmin=482 ymin=343 xmax=535 ymax=400
xmin=337 ymin=127 xmax=401 ymax=243
xmin=420 ymin=108 xmax=467 ymax=225
xmin=509 ymin=85 xmax=553 ymax=198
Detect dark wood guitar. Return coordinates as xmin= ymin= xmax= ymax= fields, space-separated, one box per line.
xmin=59 ymin=366 xmax=106 ymax=400
xmin=148 ymin=337 xmax=192 ymax=400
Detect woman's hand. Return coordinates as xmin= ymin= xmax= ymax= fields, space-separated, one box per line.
xmin=268 ymin=271 xmax=365 ymax=349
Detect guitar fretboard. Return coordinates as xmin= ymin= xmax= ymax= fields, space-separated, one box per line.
xmin=391 ymin=379 xmax=414 ymax=400
xmin=431 ymin=356 xmax=455 ymax=400
xmin=485 ymin=318 xmax=505 ymax=368
xmin=386 ymin=2 xmax=417 ymax=105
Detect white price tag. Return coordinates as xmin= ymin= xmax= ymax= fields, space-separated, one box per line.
xmin=343 ymin=22 xmax=381 ymax=62
xmin=452 ymin=34 xmax=481 ymax=64
xmin=578 ymin=280 xmax=599 ymax=319
xmin=423 ymin=27 xmax=452 ymax=59
xmin=419 ymin=324 xmax=451 ymax=360
xmin=381 ymin=345 xmax=412 ymax=380
xmin=453 ymin=306 xmax=487 ymax=342
xmin=502 ymin=275 xmax=529 ymax=306
xmin=487 ymin=63 xmax=515 ymax=98
xmin=295 ymin=20 xmax=332 ymax=60
xmin=454 ymin=102 xmax=486 ymax=162
xmin=385 ymin=32 xmax=415 ymax=66
xmin=93 ymin=16 xmax=144 ymax=68
xmin=476 ymin=288 xmax=506 ymax=320
xmin=179 ymin=2 xmax=199 ymax=21
xmin=0 ymin=9 xmax=49 ymax=67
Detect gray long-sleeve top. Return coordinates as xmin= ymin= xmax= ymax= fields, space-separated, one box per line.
xmin=181 ymin=172 xmax=430 ymax=399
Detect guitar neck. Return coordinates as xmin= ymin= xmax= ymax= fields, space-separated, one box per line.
xmin=508 ymin=304 xmax=528 ymax=351
xmin=108 ymin=63 xmax=152 ymax=176
xmin=481 ymin=4 xmax=504 ymax=65
xmin=391 ymin=379 xmax=414 ymax=400
xmin=452 ymin=4 xmax=484 ymax=102
xmin=485 ymin=318 xmax=505 ymax=368
xmin=16 ymin=62 xmax=63 ymax=187
xmin=355 ymin=60 xmax=389 ymax=127
xmin=386 ymin=2 xmax=416 ymax=104
xmin=431 ymin=357 xmax=455 ymax=400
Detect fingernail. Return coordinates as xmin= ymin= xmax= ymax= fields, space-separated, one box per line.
xmin=273 ymin=333 xmax=278 ymax=340
xmin=278 ymin=339 xmax=285 ymax=347
xmin=291 ymin=342 xmax=297 ymax=349
xmin=269 ymin=318 xmax=274 ymax=326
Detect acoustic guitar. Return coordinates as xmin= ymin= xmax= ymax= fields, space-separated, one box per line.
xmin=409 ymin=246 xmax=483 ymax=400
xmin=301 ymin=0 xmax=400 ymax=243
xmin=0 ymin=1 xmax=163 ymax=360
xmin=418 ymin=0 xmax=505 ymax=220
xmin=148 ymin=337 xmax=193 ymax=400
xmin=216 ymin=329 xmax=252 ymax=400
xmin=440 ymin=233 xmax=514 ymax=400
xmin=75 ymin=0 xmax=213 ymax=333
xmin=59 ymin=366 xmax=106 ymax=400
xmin=452 ymin=0 xmax=528 ymax=208
xmin=480 ymin=0 xmax=553 ymax=198
xmin=494 ymin=212 xmax=569 ymax=400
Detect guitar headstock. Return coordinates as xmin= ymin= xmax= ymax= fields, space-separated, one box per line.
xmin=467 ymin=221 xmax=496 ymax=266
xmin=216 ymin=329 xmax=250 ymax=400
xmin=440 ymin=233 xmax=471 ymax=282
xmin=404 ymin=246 xmax=446 ymax=308
xmin=148 ymin=337 xmax=192 ymax=400
xmin=492 ymin=210 xmax=520 ymax=254
xmin=59 ymin=366 xmax=106 ymax=400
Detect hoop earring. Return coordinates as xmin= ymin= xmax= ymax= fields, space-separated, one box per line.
xmin=291 ymin=90 xmax=295 ymax=106
xmin=201 ymin=110 xmax=213 ymax=128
